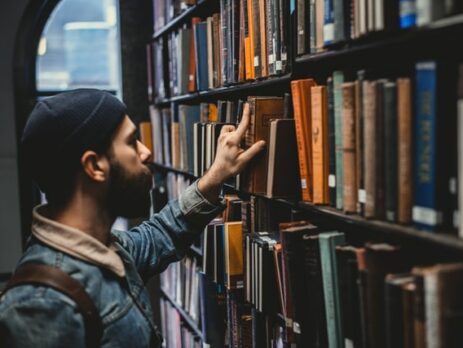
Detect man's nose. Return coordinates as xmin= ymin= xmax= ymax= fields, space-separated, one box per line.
xmin=138 ymin=140 xmax=152 ymax=163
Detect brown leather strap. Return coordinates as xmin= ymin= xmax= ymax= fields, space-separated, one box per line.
xmin=3 ymin=264 xmax=102 ymax=348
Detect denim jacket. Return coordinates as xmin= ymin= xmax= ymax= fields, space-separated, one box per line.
xmin=0 ymin=181 xmax=225 ymax=347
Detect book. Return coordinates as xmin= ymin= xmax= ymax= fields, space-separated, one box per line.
xmin=224 ymin=221 xmax=244 ymax=289
xmin=319 ymin=232 xmax=346 ymax=348
xmin=384 ymin=81 xmax=398 ymax=222
xmin=327 ymin=77 xmax=337 ymax=207
xmin=397 ymin=78 xmax=413 ymax=224
xmin=311 ymin=85 xmax=330 ymax=204
xmin=342 ymin=82 xmax=357 ymax=213
xmin=243 ymin=96 xmax=284 ymax=194
xmin=292 ymin=79 xmax=318 ymax=201
xmin=266 ymin=119 xmax=301 ymax=198
xmin=333 ymin=71 xmax=345 ymax=209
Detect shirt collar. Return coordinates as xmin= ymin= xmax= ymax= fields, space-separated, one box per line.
xmin=31 ymin=205 xmax=126 ymax=277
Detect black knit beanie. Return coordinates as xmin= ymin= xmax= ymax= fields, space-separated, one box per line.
xmin=21 ymin=88 xmax=127 ymax=194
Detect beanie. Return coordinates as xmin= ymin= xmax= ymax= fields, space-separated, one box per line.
xmin=21 ymin=88 xmax=127 ymax=193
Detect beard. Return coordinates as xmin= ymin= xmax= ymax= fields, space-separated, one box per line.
xmin=107 ymin=159 xmax=152 ymax=218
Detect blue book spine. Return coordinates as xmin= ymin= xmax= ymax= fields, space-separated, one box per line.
xmin=400 ymin=0 xmax=416 ymax=28
xmin=194 ymin=22 xmax=209 ymax=91
xmin=413 ymin=61 xmax=440 ymax=231
xmin=324 ymin=0 xmax=335 ymax=45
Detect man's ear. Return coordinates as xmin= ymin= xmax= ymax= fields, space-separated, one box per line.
xmin=80 ymin=150 xmax=110 ymax=182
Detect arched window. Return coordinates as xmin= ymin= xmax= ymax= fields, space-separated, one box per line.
xmin=36 ymin=0 xmax=121 ymax=95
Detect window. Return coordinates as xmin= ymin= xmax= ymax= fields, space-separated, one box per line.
xmin=36 ymin=0 xmax=121 ymax=94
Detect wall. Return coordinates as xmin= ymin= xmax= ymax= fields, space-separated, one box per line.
xmin=0 ymin=0 xmax=30 ymax=274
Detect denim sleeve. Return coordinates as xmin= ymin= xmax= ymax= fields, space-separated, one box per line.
xmin=113 ymin=180 xmax=225 ymax=280
xmin=0 ymin=294 xmax=85 ymax=347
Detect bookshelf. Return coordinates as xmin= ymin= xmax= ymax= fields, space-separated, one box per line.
xmin=152 ymin=162 xmax=463 ymax=255
xmin=146 ymin=0 xmax=463 ymax=347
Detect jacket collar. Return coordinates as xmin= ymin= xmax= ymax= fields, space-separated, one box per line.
xmin=31 ymin=205 xmax=126 ymax=277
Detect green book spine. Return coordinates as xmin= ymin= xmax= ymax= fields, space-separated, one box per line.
xmin=333 ymin=71 xmax=344 ymax=210
xmin=319 ymin=231 xmax=345 ymax=348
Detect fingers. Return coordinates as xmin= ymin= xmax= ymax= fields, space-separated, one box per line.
xmin=233 ymin=103 xmax=250 ymax=140
xmin=220 ymin=125 xmax=236 ymax=135
xmin=237 ymin=140 xmax=266 ymax=164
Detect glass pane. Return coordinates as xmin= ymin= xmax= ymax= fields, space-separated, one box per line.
xmin=37 ymin=0 xmax=121 ymax=92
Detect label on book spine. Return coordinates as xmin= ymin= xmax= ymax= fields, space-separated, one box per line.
xmin=412 ymin=206 xmax=443 ymax=226
xmin=269 ymin=53 xmax=275 ymax=64
xmin=449 ymin=177 xmax=457 ymax=194
xmin=345 ymin=339 xmax=354 ymax=348
xmin=301 ymin=178 xmax=307 ymax=189
xmin=293 ymin=321 xmax=301 ymax=334
xmin=254 ymin=56 xmax=260 ymax=67
xmin=358 ymin=189 xmax=366 ymax=203
xmin=328 ymin=174 xmax=336 ymax=188
xmin=454 ymin=211 xmax=460 ymax=228
xmin=323 ymin=23 xmax=334 ymax=43
xmin=276 ymin=61 xmax=282 ymax=71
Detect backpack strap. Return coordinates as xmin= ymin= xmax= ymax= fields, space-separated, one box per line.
xmin=3 ymin=263 xmax=103 ymax=348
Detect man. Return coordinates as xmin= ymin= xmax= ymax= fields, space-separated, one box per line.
xmin=0 ymin=89 xmax=264 ymax=347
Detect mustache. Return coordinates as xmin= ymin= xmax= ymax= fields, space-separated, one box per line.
xmin=145 ymin=162 xmax=155 ymax=174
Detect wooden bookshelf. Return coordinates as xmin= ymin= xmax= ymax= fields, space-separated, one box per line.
xmin=160 ymin=288 xmax=203 ymax=340
xmin=149 ymin=2 xmax=463 ymax=346
xmin=151 ymin=162 xmax=463 ymax=254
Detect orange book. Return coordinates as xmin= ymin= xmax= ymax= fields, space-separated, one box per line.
xmin=224 ymin=221 xmax=244 ymax=289
xmin=246 ymin=0 xmax=255 ymax=80
xmin=311 ymin=85 xmax=329 ymax=204
xmin=188 ymin=17 xmax=201 ymax=92
xmin=291 ymin=79 xmax=317 ymax=202
xmin=209 ymin=103 xmax=218 ymax=122
xmin=139 ymin=122 xmax=153 ymax=155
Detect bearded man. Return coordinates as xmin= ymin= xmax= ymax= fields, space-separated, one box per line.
xmin=0 ymin=89 xmax=264 ymax=347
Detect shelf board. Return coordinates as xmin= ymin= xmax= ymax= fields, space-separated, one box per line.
xmin=160 ymin=288 xmax=203 ymax=340
xmin=297 ymin=203 xmax=463 ymax=252
xmin=150 ymin=162 xmax=463 ymax=252
xmin=154 ymin=73 xmax=292 ymax=107
xmin=295 ymin=14 xmax=463 ymax=65
xmin=153 ymin=0 xmax=213 ymax=40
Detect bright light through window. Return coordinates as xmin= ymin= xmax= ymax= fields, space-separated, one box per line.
xmin=36 ymin=0 xmax=121 ymax=93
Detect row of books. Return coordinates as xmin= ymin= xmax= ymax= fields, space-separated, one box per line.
xmin=160 ymin=297 xmax=202 ymax=348
xmin=143 ymin=61 xmax=463 ymax=235
xmin=152 ymin=0 xmax=196 ymax=33
xmin=148 ymin=0 xmax=291 ymax=100
xmin=161 ymin=256 xmax=201 ymax=324
xmin=291 ymin=61 xmax=461 ymax=234
xmin=149 ymin=100 xmax=245 ymax=173
xmin=156 ymin=193 xmax=463 ymax=347
xmin=296 ymin=0 xmax=463 ymax=55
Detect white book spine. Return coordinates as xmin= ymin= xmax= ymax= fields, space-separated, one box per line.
xmin=424 ymin=272 xmax=440 ymax=348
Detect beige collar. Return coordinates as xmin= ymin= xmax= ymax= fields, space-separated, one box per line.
xmin=32 ymin=205 xmax=126 ymax=277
